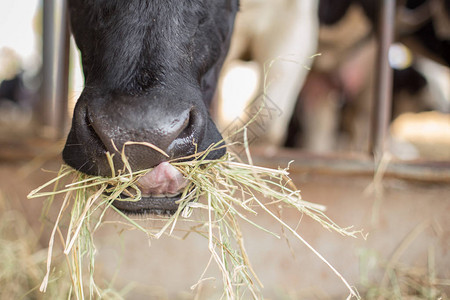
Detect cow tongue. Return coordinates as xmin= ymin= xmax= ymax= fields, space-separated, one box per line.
xmin=136 ymin=162 xmax=187 ymax=197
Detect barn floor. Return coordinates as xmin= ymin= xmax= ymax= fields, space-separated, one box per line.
xmin=0 ymin=148 xmax=449 ymax=299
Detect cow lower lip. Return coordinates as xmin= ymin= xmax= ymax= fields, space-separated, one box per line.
xmin=110 ymin=162 xmax=188 ymax=215
xmin=112 ymin=194 xmax=181 ymax=215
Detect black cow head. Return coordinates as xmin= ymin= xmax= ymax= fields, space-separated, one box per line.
xmin=63 ymin=0 xmax=239 ymax=214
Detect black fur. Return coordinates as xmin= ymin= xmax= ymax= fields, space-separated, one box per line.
xmin=318 ymin=0 xmax=449 ymax=65
xmin=318 ymin=0 xmax=353 ymax=25
xmin=63 ymin=0 xmax=239 ymax=176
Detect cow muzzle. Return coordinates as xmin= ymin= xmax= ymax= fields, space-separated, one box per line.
xmin=62 ymin=90 xmax=226 ymax=214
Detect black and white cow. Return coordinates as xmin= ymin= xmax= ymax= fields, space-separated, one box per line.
xmin=289 ymin=0 xmax=449 ymax=152
xmin=62 ymin=0 xmax=239 ymax=214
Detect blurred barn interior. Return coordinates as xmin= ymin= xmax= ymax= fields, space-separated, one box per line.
xmin=0 ymin=0 xmax=449 ymax=299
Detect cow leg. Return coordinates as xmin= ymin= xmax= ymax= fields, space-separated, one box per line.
xmin=251 ymin=0 xmax=319 ymax=145
xmin=300 ymin=71 xmax=341 ymax=152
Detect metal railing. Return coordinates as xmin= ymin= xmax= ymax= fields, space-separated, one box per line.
xmin=40 ymin=0 xmax=70 ymax=139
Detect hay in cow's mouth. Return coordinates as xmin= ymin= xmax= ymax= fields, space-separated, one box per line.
xmin=110 ymin=157 xmax=190 ymax=215
xmin=28 ymin=139 xmax=364 ymax=300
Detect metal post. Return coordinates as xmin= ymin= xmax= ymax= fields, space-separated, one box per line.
xmin=41 ymin=0 xmax=70 ymax=139
xmin=371 ymin=0 xmax=396 ymax=160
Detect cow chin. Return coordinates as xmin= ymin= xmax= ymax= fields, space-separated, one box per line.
xmin=112 ymin=195 xmax=181 ymax=216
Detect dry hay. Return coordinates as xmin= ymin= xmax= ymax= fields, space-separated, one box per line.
xmin=0 ymin=192 xmax=71 ymax=299
xmin=28 ymin=99 xmax=364 ymax=299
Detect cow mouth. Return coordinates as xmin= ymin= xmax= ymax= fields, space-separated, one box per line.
xmin=111 ymin=162 xmax=188 ymax=215
xmin=112 ymin=194 xmax=182 ymax=215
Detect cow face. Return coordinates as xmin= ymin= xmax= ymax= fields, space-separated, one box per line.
xmin=63 ymin=0 xmax=239 ymax=214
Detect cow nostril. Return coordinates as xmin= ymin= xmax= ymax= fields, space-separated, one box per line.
xmin=85 ymin=110 xmax=98 ymax=142
xmin=85 ymin=107 xmax=111 ymax=154
xmin=176 ymin=109 xmax=198 ymax=141
xmin=168 ymin=108 xmax=204 ymax=157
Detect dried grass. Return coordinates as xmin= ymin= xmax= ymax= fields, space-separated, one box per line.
xmin=0 ymin=192 xmax=71 ymax=299
xmin=28 ymin=95 xmax=364 ymax=299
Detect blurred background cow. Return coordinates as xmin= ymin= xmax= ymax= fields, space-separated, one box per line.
xmin=215 ymin=0 xmax=449 ymax=160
